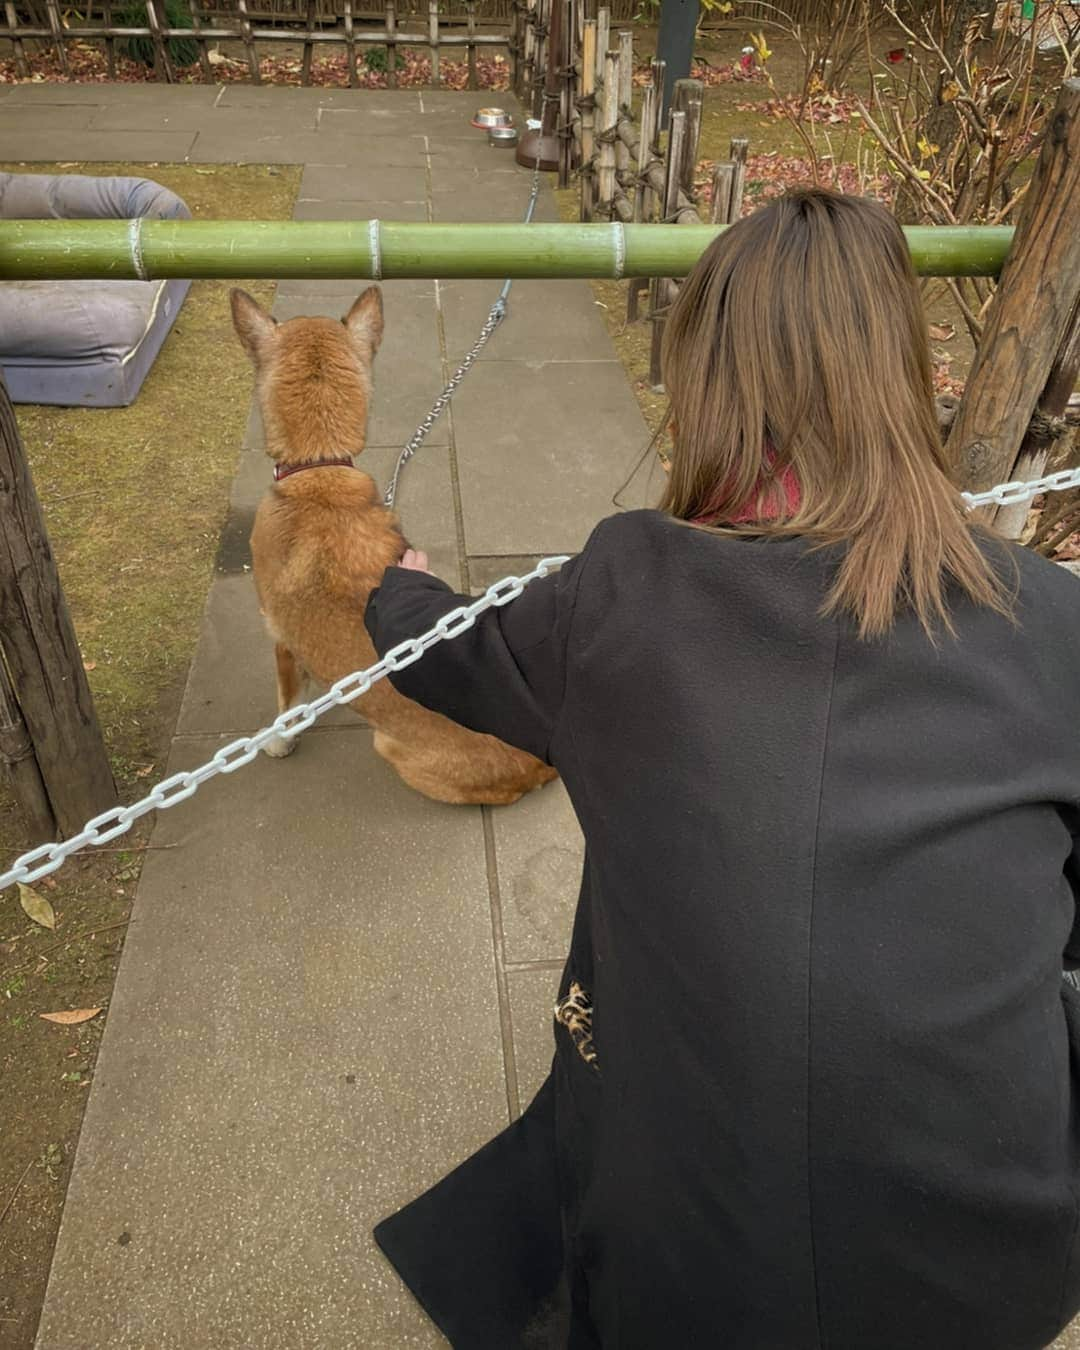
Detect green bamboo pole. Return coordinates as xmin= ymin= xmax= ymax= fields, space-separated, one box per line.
xmin=0 ymin=220 xmax=1014 ymax=281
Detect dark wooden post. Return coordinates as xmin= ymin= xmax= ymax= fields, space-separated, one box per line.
xmin=0 ymin=373 xmax=116 ymax=838
xmin=0 ymin=653 xmax=54 ymax=844
xmin=948 ymin=78 xmax=1080 ymax=498
xmin=654 ymin=0 xmax=697 ymax=127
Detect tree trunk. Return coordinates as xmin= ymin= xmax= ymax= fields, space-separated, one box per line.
xmin=0 ymin=373 xmax=116 ymax=837
xmin=947 ymin=78 xmax=1080 ymax=496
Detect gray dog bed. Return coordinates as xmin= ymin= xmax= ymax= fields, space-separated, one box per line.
xmin=0 ymin=173 xmax=191 ymax=407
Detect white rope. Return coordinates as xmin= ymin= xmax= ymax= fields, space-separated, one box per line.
xmin=611 ymin=222 xmax=626 ymax=281
xmin=368 ymin=219 xmax=383 ymax=282
xmin=127 ymin=217 xmax=149 ymax=281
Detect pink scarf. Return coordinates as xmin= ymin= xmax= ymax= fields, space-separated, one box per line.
xmin=692 ymin=463 xmax=802 ymax=525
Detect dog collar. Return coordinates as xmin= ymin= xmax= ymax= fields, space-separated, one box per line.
xmin=273 ymin=457 xmax=356 ymax=482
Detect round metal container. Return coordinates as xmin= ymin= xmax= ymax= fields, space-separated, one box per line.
xmin=471 ymin=107 xmax=512 ymax=129
xmin=488 ymin=125 xmax=519 ymax=147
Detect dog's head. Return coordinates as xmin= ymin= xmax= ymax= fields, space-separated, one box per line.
xmin=230 ymin=287 xmax=384 ymax=466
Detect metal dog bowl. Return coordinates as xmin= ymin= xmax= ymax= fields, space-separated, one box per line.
xmin=471 ymin=106 xmax=512 ymax=129
xmin=488 ymin=125 xmax=519 ymax=148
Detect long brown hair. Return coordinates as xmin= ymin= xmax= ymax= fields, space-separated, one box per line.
xmin=659 ymin=188 xmax=1009 ymax=639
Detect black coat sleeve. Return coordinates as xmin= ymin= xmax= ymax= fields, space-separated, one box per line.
xmin=364 ymin=551 xmax=591 ymax=763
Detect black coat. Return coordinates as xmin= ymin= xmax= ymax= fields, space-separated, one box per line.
xmin=365 ymin=510 xmax=1080 ymax=1350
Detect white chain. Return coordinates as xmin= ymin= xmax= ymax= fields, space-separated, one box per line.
xmin=0 ymin=557 xmax=569 ymax=893
xmin=961 ymin=465 xmax=1080 ymax=509
xmin=4 ymin=466 xmax=1080 ymax=895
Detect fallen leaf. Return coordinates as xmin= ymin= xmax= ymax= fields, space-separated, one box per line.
xmin=82 ymin=660 xmax=97 ymax=672
xmin=18 ymin=883 xmax=56 ymax=931
xmin=40 ymin=1008 xmax=102 ymax=1025
xmin=928 ymin=322 xmax=955 ymax=341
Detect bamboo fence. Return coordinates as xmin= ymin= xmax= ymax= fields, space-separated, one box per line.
xmin=3 ymin=0 xmax=516 ymax=86
xmin=509 ymin=10 xmax=751 ymax=386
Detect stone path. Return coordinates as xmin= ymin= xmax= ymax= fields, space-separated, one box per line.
xmin=0 ymin=82 xmax=655 ymax=1348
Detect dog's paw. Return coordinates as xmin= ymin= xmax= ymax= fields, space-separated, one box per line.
xmin=263 ymin=732 xmax=298 ymax=759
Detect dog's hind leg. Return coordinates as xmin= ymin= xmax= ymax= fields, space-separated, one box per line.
xmin=263 ymin=642 xmax=309 ymax=758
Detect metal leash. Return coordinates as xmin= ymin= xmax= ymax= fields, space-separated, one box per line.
xmin=961 ymin=465 xmax=1080 ymax=510
xmin=0 ymin=557 xmax=570 ymax=893
xmin=383 ymin=150 xmax=546 ymax=510
xmin=3 ymin=464 xmax=1080 ymax=895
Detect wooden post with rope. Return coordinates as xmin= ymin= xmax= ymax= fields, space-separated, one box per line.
xmin=948 ymin=77 xmax=1080 ymax=529
xmin=0 ymin=374 xmax=116 ymax=844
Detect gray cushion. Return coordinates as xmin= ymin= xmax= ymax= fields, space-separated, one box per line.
xmin=0 ymin=172 xmax=192 ymax=407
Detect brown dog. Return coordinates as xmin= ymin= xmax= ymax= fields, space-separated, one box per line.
xmin=230 ymin=286 xmax=556 ymax=806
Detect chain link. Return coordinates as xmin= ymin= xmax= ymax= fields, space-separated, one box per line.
xmin=961 ymin=465 xmax=1080 ymax=510
xmin=383 ymin=155 xmax=546 ymax=510
xmin=0 ymin=556 xmax=570 ymax=893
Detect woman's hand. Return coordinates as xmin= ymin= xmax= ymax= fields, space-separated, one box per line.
xmin=399 ymin=548 xmax=432 ymax=574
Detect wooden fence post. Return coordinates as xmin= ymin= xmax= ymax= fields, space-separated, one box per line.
xmin=300 ymin=0 xmax=317 ymax=86
xmin=145 ymin=0 xmax=177 ymax=84
xmin=466 ymin=0 xmax=478 ymax=90
xmin=343 ymin=0 xmax=357 ymax=87
xmin=187 ymin=0 xmax=214 ymax=84
xmin=626 ymin=77 xmax=657 ymax=322
xmin=710 ymin=134 xmax=748 ymax=224
xmin=235 ymin=0 xmax=261 ymax=84
xmin=648 ymin=107 xmax=686 ymax=388
xmin=43 ymin=0 xmax=68 ymax=75
xmin=578 ymin=17 xmax=597 ymax=220
xmin=4 ymin=0 xmax=29 ymax=79
xmin=948 ymin=78 xmax=1080 ymax=499
xmin=559 ymin=0 xmax=575 ymax=188
xmin=597 ymin=48 xmax=620 ymax=218
xmin=0 ymin=374 xmax=116 ymax=841
xmin=386 ymin=0 xmax=398 ymax=89
xmin=671 ymin=76 xmax=702 ymax=202
xmin=428 ymin=0 xmax=440 ymax=84
xmin=614 ymin=28 xmax=633 ymax=183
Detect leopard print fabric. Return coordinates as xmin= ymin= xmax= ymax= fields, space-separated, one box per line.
xmin=554 ymin=981 xmax=598 ymax=1071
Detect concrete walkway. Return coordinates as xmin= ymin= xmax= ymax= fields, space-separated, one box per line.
xmin=0 ymin=82 xmax=653 ymax=1348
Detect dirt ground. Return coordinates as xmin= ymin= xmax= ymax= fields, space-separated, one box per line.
xmin=0 ymin=162 xmax=299 ymax=1349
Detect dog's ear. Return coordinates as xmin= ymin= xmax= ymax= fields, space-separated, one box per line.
xmin=343 ymin=287 xmax=384 ymax=358
xmin=230 ymin=288 xmax=278 ymax=363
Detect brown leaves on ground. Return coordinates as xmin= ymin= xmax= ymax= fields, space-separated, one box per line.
xmin=17 ymin=884 xmax=56 ymax=932
xmin=695 ymin=150 xmax=895 ymax=216
xmin=39 ymin=1008 xmax=102 ymax=1025
xmin=738 ymin=91 xmax=862 ymax=126
xmin=0 ymin=42 xmax=512 ymax=90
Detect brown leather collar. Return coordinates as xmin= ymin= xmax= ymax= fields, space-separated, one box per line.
xmin=273 ymin=457 xmax=355 ymax=482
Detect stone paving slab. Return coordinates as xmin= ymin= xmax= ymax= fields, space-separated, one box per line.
xmin=87 ymin=102 xmax=321 ymax=134
xmin=440 ymin=279 xmax=616 ymax=363
xmin=490 ymin=782 xmax=582 ymax=965
xmin=299 ymin=162 xmax=429 ymax=202
xmin=2 ymin=82 xmax=220 ymax=105
xmin=34 ymin=732 xmax=498 ymax=1350
xmin=1 ymin=130 xmax=199 ymax=161
xmin=452 ymin=358 xmax=652 ymax=555
xmin=291 ymin=198 xmax=429 ymax=221
xmin=508 ymin=966 xmax=561 ymax=1110
xmin=429 ymin=172 xmax=562 ymax=224
xmin=187 ymin=130 xmax=371 ymax=166
xmin=216 ymin=87 xmax=422 ymax=113
xmin=0 ymin=104 xmax=109 ymax=130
